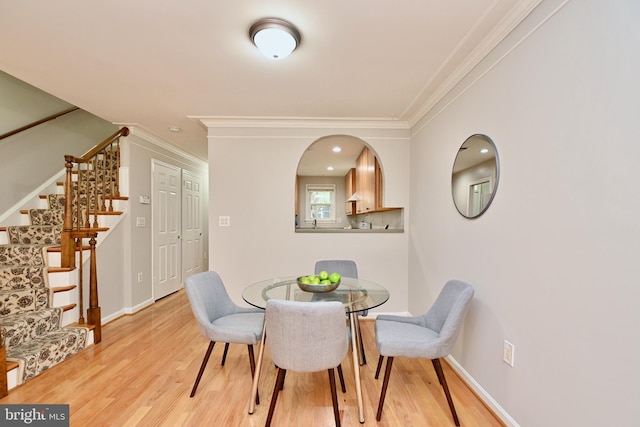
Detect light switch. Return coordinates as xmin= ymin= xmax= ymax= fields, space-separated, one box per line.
xmin=219 ymin=216 xmax=230 ymax=227
xmin=136 ymin=217 xmax=146 ymax=227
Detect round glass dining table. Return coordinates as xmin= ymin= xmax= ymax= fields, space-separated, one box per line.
xmin=243 ymin=276 xmax=390 ymax=423
xmin=242 ymin=276 xmax=390 ymax=313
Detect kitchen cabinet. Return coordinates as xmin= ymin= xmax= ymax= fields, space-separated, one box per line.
xmin=345 ymin=168 xmax=356 ymax=215
xmin=355 ymin=146 xmax=380 ymax=214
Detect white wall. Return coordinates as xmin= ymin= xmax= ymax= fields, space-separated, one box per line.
xmin=0 ymin=109 xmax=117 ymax=215
xmin=409 ymin=0 xmax=640 ymax=425
xmin=117 ymin=128 xmax=209 ymax=313
xmin=205 ymin=119 xmax=410 ymax=313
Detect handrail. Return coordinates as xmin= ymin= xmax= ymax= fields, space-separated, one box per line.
xmin=59 ymin=127 xmax=129 ymax=344
xmin=72 ymin=127 xmax=129 ymax=163
xmin=0 ymin=107 xmax=80 ymax=141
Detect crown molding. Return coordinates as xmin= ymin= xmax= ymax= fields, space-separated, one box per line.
xmin=192 ymin=116 xmax=410 ymax=131
xmin=114 ymin=123 xmax=207 ymax=166
xmin=407 ymin=0 xmax=544 ymax=128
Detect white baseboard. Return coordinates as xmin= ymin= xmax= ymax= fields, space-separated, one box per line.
xmin=445 ymin=355 xmax=520 ymax=427
xmin=365 ymin=311 xmax=412 ymax=318
xmin=361 ymin=313 xmax=519 ymax=426
xmin=101 ymin=298 xmax=155 ymax=325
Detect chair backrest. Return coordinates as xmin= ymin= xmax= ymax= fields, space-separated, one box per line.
xmin=184 ymin=271 xmax=239 ymax=330
xmin=266 ymin=299 xmax=348 ymax=372
xmin=422 ymin=280 xmax=474 ymax=356
xmin=314 ymin=260 xmax=358 ymax=278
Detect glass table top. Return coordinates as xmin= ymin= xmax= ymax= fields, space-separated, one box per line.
xmin=242 ymin=276 xmax=390 ymax=314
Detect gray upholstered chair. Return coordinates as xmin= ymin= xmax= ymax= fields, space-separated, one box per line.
xmin=184 ymin=271 xmax=265 ymax=400
xmin=264 ymin=300 xmax=349 ymax=427
xmin=314 ymin=259 xmax=368 ymax=365
xmin=374 ymin=280 xmax=474 ymax=425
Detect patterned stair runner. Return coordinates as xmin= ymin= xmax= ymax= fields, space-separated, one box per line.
xmin=0 ymin=223 xmax=88 ymax=384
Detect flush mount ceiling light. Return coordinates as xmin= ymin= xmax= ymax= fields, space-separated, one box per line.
xmin=249 ymin=18 xmax=301 ymax=59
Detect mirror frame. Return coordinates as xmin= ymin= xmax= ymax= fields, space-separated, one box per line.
xmin=451 ymin=134 xmax=500 ymax=219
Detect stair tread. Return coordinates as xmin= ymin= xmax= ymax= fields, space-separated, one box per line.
xmin=52 ymin=285 xmax=76 ymax=293
xmin=86 ymin=211 xmax=124 ymax=215
xmin=48 ymin=245 xmax=91 ymax=252
xmin=2 ymin=139 xmax=123 ymax=385
xmin=61 ymin=303 xmax=76 ymax=312
xmin=47 ymin=267 xmax=76 ymax=273
xmin=75 ymin=227 xmax=109 ymax=232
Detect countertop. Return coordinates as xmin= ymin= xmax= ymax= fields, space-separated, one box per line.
xmin=295 ymin=228 xmax=403 ymax=233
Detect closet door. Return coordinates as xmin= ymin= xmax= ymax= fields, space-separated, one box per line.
xmin=182 ymin=169 xmax=203 ymax=280
xmin=152 ymin=160 xmax=182 ymax=299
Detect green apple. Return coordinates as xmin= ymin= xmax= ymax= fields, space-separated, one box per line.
xmin=310 ymin=276 xmax=321 ymax=284
xmin=320 ymin=279 xmax=331 ymax=285
xmin=318 ymin=270 xmax=329 ymax=280
xmin=299 ymin=276 xmax=311 ymax=284
xmin=329 ymin=272 xmax=341 ymax=283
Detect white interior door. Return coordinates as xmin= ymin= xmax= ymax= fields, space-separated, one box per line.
xmin=182 ymin=169 xmax=203 ymax=280
xmin=153 ymin=160 xmax=182 ymax=299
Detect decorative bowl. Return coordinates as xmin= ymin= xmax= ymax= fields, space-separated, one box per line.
xmin=296 ymin=277 xmax=340 ymax=293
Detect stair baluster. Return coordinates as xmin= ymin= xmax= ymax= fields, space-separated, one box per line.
xmin=60 ymin=126 xmax=129 ymax=344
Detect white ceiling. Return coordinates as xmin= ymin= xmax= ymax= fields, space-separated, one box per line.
xmin=0 ymin=1 xmax=541 ymax=162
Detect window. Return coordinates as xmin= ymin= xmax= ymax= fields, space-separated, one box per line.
xmin=305 ymin=184 xmax=336 ymax=222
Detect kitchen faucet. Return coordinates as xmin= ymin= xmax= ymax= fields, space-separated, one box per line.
xmin=313 ymin=218 xmax=317 ymax=229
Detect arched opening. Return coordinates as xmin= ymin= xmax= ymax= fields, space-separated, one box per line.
xmin=295 ymin=135 xmax=402 ymax=232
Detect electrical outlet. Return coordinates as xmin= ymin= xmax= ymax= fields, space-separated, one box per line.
xmin=137 ymin=272 xmax=143 ymax=283
xmin=503 ymin=340 xmax=515 ymax=367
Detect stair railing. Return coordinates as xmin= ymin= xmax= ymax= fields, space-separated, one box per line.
xmin=0 ymin=107 xmax=79 ymax=141
xmin=60 ymin=126 xmax=129 ymax=343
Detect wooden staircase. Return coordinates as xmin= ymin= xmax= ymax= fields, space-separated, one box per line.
xmin=0 ymin=127 xmax=129 ymax=396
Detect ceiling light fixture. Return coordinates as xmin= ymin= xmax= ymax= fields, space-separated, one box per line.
xmin=250 ymin=18 xmax=301 ymax=59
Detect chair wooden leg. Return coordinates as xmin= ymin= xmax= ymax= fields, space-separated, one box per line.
xmin=353 ymin=313 xmax=367 ymax=365
xmin=376 ymin=356 xmax=394 ymax=421
xmin=375 ymin=355 xmax=384 ymax=379
xmin=328 ymin=368 xmax=341 ymax=427
xmin=247 ymin=345 xmax=259 ymax=404
xmin=433 ymin=358 xmax=460 ymax=426
xmin=337 ymin=364 xmax=346 ymax=393
xmin=190 ymin=341 xmax=215 ymax=397
xmin=221 ymin=342 xmax=230 ymax=365
xmin=265 ymin=368 xmax=286 ymax=427
xmin=431 ymin=359 xmax=444 ymax=385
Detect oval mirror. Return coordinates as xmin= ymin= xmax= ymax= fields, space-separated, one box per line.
xmin=451 ymin=134 xmax=499 ymax=218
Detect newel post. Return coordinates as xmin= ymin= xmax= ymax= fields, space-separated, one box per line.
xmin=61 ymin=155 xmax=76 ymax=269
xmin=86 ymin=234 xmax=101 ymax=343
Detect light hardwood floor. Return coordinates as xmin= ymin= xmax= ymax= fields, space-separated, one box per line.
xmin=0 ymin=289 xmax=504 ymax=426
